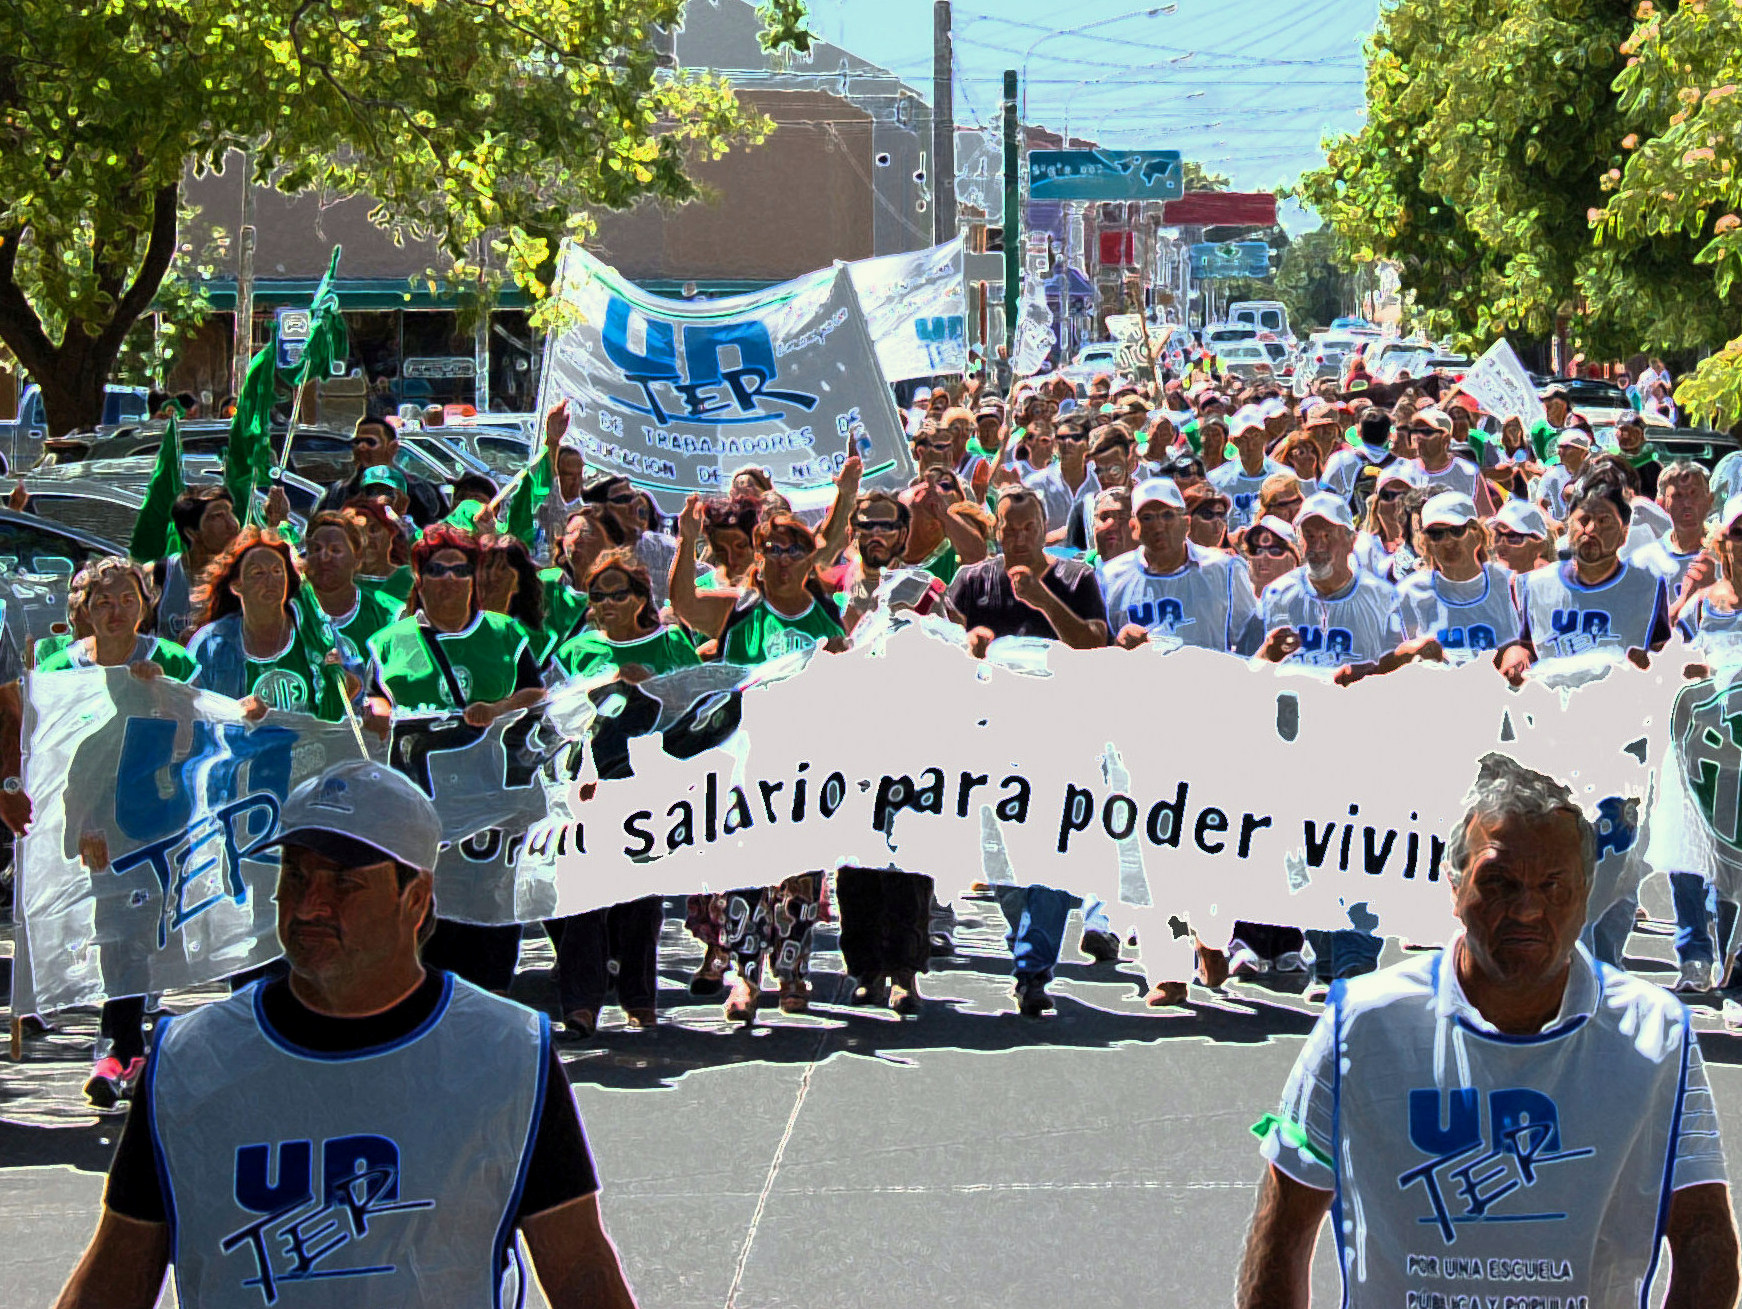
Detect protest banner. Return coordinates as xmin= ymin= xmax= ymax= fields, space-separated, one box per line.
xmin=16 ymin=669 xmax=382 ymax=1013
xmin=847 ymin=238 xmax=967 ymax=381
xmin=541 ymin=628 xmax=1668 ymax=945
xmin=1457 ymin=338 xmax=1548 ymax=429
xmin=388 ymin=709 xmax=570 ymax=924
xmin=536 ymin=245 xmax=914 ymax=513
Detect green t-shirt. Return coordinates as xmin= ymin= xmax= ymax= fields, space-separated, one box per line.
xmin=538 ymin=567 xmax=591 ymax=656
xmin=35 ymin=634 xmax=197 ymax=682
xmin=718 ymin=595 xmax=843 ymax=666
xmin=31 ymin=632 xmax=76 ymax=668
xmin=243 ymin=627 xmax=349 ymax=722
xmin=367 ymin=610 xmax=533 ymax=711
xmin=358 ymin=565 xmax=415 ymax=605
xmin=555 ymin=624 xmax=702 ymax=680
xmin=913 ymin=538 xmax=960 ymax=585
xmin=321 ymin=585 xmax=404 ymax=652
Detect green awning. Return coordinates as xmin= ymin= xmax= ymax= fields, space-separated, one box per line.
xmin=195 ymin=277 xmax=536 ymax=311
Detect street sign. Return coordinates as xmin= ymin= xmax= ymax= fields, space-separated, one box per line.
xmin=402 ymin=356 xmax=478 ymax=380
xmin=1028 ymin=150 xmax=1183 ymax=202
xmin=1189 ymin=241 xmax=1271 ymax=279
xmin=274 ymin=307 xmax=311 ymax=370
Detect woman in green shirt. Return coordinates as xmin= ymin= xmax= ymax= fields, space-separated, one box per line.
xmin=343 ymin=497 xmax=415 ymax=605
xmin=364 ymin=523 xmax=545 ymax=995
xmin=537 ymin=503 xmax=624 ymax=662
xmin=303 ymin=511 xmax=403 ymax=651
xmin=184 ymin=529 xmax=353 ymax=724
xmin=33 ymin=556 xmax=196 ymax=1109
xmin=670 ymin=496 xmax=845 ymax=1021
xmin=476 ymin=533 xmax=550 ymax=667
xmin=546 ymin=550 xmax=698 ymax=1038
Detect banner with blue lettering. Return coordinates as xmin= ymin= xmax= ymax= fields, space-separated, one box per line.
xmin=16 ymin=669 xmax=382 ymax=1013
xmin=846 ymin=237 xmax=967 ymax=381
xmin=537 ymin=246 xmax=914 ymax=513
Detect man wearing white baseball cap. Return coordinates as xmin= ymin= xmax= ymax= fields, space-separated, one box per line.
xmin=1258 ymin=492 xmax=1404 ymax=676
xmin=1395 ymin=491 xmax=1524 ymax=661
xmin=1488 ymin=498 xmax=1551 ymax=575
xmin=1101 ymin=478 xmax=1264 ymax=655
xmin=1408 ymin=407 xmax=1486 ymax=506
xmin=1209 ymin=404 xmax=1285 ymax=531
xmin=1537 ymin=427 xmax=1592 ymax=522
xmin=56 ymin=760 xmax=638 ymax=1309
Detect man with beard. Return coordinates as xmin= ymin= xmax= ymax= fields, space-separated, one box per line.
xmin=945 ymin=488 xmax=1109 ymax=1016
xmin=832 ymin=491 xmax=940 ymax=1014
xmin=1498 ymin=472 xmax=1671 ymax=682
xmin=1238 ymin=754 xmax=1736 ymax=1309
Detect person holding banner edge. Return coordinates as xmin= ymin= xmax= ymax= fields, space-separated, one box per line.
xmin=52 ymin=759 xmax=638 ymax=1309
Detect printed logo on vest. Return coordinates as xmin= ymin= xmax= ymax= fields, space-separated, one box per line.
xmin=1398 ymin=1088 xmax=1594 ymax=1244
xmin=221 ymin=1134 xmax=436 ymax=1304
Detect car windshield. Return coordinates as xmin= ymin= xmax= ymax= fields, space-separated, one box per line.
xmin=16 ymin=492 xmax=136 ymax=548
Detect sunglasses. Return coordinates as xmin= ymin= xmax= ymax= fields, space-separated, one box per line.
xmin=762 ymin=542 xmax=808 ymax=560
xmin=1492 ymin=529 xmax=1534 ymax=546
xmin=1246 ymin=542 xmax=1292 ymax=557
xmin=422 ymin=560 xmax=474 ymax=579
xmin=1269 ymin=496 xmax=1304 ymax=513
xmin=913 ymin=439 xmax=950 ymax=453
xmin=854 ymin=518 xmax=903 ymax=535
xmin=1192 ymin=506 xmax=1228 ymax=521
xmin=350 ymin=436 xmax=383 ymax=449
xmin=1422 ymin=522 xmax=1473 ymax=543
xmin=1056 ymin=433 xmax=1089 ymax=445
xmin=1377 ymin=487 xmax=1408 ymax=502
xmin=588 ymin=585 xmax=634 ymax=603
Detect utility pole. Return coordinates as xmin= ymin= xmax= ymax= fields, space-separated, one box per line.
xmin=1001 ymin=69 xmax=1019 ymax=355
xmin=931 ymin=1 xmax=956 ymax=245
xmin=231 ymin=149 xmax=256 ymax=399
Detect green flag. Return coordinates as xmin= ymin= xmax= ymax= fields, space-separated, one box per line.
xmin=503 ymin=445 xmax=553 ymax=548
xmin=130 ymin=411 xmax=186 ymax=561
xmin=298 ymin=246 xmax=349 ymax=385
xmin=226 ymin=337 xmax=278 ymax=517
xmin=291 ymin=578 xmax=351 ymax=724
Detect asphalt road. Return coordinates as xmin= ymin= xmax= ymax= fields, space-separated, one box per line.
xmin=4 ymin=879 xmax=1741 ymax=1308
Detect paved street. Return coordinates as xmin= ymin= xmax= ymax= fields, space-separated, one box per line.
xmin=5 ymin=879 xmax=1740 ymax=1307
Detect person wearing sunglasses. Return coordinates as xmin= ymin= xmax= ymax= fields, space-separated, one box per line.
xmin=365 ymin=524 xmax=547 ymax=994
xmin=1353 ymin=464 xmax=1422 ymax=582
xmin=1240 ymin=515 xmax=1301 ymax=597
xmin=1274 ymin=431 xmax=1323 ymax=495
xmin=1021 ymin=414 xmax=1098 ymax=532
xmin=1209 ymin=405 xmax=1286 ymax=532
xmin=546 ymin=551 xmax=699 ymax=1037
xmin=315 ymin=415 xmax=447 ymax=527
xmin=1393 ymin=492 xmax=1523 ymax=665
xmin=670 ymin=499 xmax=846 ymax=1022
xmin=1183 ymin=484 xmax=1234 ymax=552
xmin=910 ymin=418 xmax=953 ymax=475
xmin=581 ymin=475 xmax=682 ymax=610
xmin=1408 ymin=408 xmax=1488 ymax=512
xmin=1062 ymin=425 xmax=1138 ymax=549
xmin=1254 ymin=472 xmax=1308 ymax=528
xmin=1486 ymin=499 xmax=1552 ymax=575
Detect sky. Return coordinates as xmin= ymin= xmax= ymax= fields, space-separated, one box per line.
xmin=798 ymin=0 xmax=1382 ymax=229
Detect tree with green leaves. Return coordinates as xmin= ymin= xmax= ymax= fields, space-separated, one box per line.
xmin=0 ymin=0 xmax=815 ymax=436
xmin=1294 ymin=0 xmax=1639 ymax=351
xmin=1597 ymin=0 xmax=1742 ymax=427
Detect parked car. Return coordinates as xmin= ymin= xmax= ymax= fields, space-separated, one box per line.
xmin=0 ymin=382 xmax=150 ymax=475
xmin=1329 ymin=316 xmax=1376 ymax=332
xmin=1592 ymin=425 xmax=1739 ymax=471
xmin=17 ymin=457 xmax=322 ymax=545
xmin=1204 ymin=324 xmax=1259 ymax=351
xmin=1057 ymin=343 xmax=1124 ymax=387
xmin=1228 ymin=300 xmax=1295 ymax=349
xmin=0 ymin=507 xmax=126 ymax=658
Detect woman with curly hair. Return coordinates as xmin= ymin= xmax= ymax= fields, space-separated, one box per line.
xmin=342 ymin=496 xmax=415 ymax=605
xmin=475 ymin=532 xmax=549 ymax=662
xmin=184 ymin=528 xmax=354 ymax=722
xmin=538 ymin=503 xmax=625 ymax=662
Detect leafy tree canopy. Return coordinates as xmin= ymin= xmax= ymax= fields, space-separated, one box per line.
xmin=0 ymin=0 xmax=815 ymax=434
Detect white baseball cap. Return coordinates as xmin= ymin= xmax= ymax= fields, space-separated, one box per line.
xmin=1259 ymin=397 xmax=1290 ymax=420
xmin=1489 ymin=500 xmax=1548 ymax=538
xmin=1230 ymin=404 xmax=1268 ymax=438
xmin=1302 ymin=399 xmax=1337 ymax=425
xmin=1249 ymin=514 xmax=1298 ymax=545
xmin=1296 ymin=491 xmax=1356 ymax=531
xmin=264 ymin=759 xmax=444 ymax=874
xmin=1421 ymin=491 xmax=1478 ymax=529
xmin=1375 ymin=463 xmax=1425 ymax=491
xmin=1132 ymin=477 xmax=1186 ymax=512
xmin=1557 ymin=428 xmax=1593 ymax=449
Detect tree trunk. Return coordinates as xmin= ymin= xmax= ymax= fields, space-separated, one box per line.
xmin=0 ymin=181 xmax=181 ymax=438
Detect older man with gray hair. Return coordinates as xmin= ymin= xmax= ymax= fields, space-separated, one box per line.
xmin=1236 ymin=753 xmax=1739 ymax=1309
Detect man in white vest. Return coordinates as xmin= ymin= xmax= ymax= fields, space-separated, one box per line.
xmin=53 ymin=760 xmax=638 ymax=1309
xmin=1237 ymin=753 xmax=1739 ymax=1308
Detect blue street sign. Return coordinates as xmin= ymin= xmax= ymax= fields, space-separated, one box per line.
xmin=1189 ymin=241 xmax=1272 ymax=279
xmin=1028 ymin=150 xmax=1184 ymax=202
